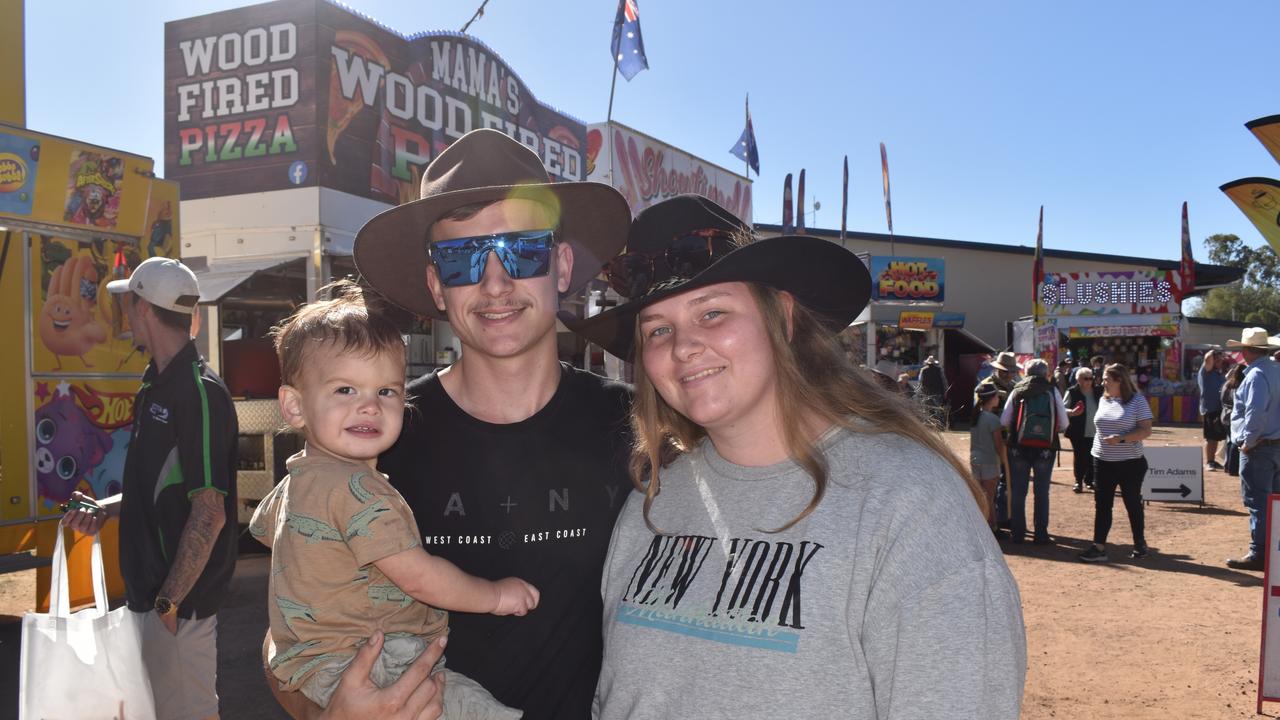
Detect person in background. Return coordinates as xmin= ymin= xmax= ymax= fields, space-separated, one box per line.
xmin=897 ymin=372 xmax=915 ymax=397
xmin=1198 ymin=349 xmax=1227 ymax=471
xmin=918 ymin=355 xmax=948 ymax=427
xmin=971 ymin=384 xmax=1010 ymax=531
xmin=1053 ymin=358 xmax=1074 ymax=397
xmin=65 ymin=257 xmax=238 ymax=720
xmin=1001 ymin=359 xmax=1069 ymax=545
xmin=1078 ymin=363 xmax=1154 ymax=563
xmin=1225 ymin=328 xmax=1280 ymax=571
xmin=1064 ymin=367 xmax=1103 ymax=493
xmin=1090 ymin=355 xmax=1106 ymax=379
xmin=1222 ymin=361 xmax=1245 ymax=477
xmin=978 ymin=351 xmax=1022 ymax=531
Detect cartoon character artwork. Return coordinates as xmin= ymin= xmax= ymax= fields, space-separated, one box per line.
xmin=147 ymin=201 xmax=173 ymax=258
xmin=63 ymin=151 xmax=124 ymax=229
xmin=32 ymin=380 xmax=136 ymax=508
xmin=34 ymin=386 xmax=114 ymax=505
xmin=38 ymin=250 xmax=107 ymax=369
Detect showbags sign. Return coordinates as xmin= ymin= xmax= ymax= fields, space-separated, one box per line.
xmin=587 ymin=122 xmax=752 ymax=222
xmin=166 ymin=0 xmax=587 ymax=202
xmin=1139 ymin=446 xmax=1203 ymax=504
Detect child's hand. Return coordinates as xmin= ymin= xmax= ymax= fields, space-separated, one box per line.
xmin=492 ymin=577 xmax=540 ymax=616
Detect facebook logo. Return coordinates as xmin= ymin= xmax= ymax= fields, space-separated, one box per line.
xmin=288 ymin=161 xmax=308 ymax=185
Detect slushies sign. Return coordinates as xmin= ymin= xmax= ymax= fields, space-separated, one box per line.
xmin=165 ymin=0 xmax=587 ymax=202
xmin=1038 ymin=269 xmax=1178 ymax=317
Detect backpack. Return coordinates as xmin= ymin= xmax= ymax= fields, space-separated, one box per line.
xmin=1013 ymin=379 xmax=1056 ymax=448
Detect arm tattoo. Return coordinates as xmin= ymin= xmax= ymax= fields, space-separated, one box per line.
xmin=158 ymin=488 xmax=227 ymax=604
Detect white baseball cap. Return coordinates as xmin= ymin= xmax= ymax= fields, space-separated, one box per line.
xmin=106 ymin=257 xmax=200 ymax=314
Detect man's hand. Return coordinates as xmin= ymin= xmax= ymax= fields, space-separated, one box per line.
xmin=492 ymin=577 xmax=540 ymax=616
xmin=158 ymin=610 xmax=178 ymax=636
xmin=62 ymin=491 xmax=110 ymax=535
xmin=320 ymin=631 xmax=445 ymax=720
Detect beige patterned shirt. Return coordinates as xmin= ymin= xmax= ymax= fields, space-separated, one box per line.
xmin=250 ymin=447 xmax=448 ymax=691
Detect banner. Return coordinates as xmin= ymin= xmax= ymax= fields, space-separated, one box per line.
xmin=0 ymin=127 xmax=155 ymax=236
xmin=1247 ymin=115 xmax=1280 ymax=166
xmin=586 ymin=121 xmax=752 ymax=222
xmin=897 ymin=310 xmax=964 ymax=330
xmin=869 ymin=256 xmax=945 ymax=302
xmin=166 ymin=0 xmax=587 ymax=203
xmin=1220 ymin=178 xmax=1280 ymax=255
xmin=1038 ymin=268 xmax=1180 ymax=317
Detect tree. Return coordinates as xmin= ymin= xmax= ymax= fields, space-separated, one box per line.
xmin=1186 ymin=233 xmax=1280 ymax=326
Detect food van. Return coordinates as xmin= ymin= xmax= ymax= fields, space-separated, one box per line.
xmin=0 ymin=122 xmax=181 ymax=606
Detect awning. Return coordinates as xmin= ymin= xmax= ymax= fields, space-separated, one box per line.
xmin=193 ymin=256 xmax=303 ymax=303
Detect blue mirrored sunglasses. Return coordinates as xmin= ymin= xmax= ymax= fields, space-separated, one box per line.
xmin=427 ymin=230 xmax=556 ymax=287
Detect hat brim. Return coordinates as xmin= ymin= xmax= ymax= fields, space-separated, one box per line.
xmin=354 ymin=182 xmax=631 ymax=318
xmin=105 ymin=279 xmax=131 ymax=294
xmin=988 ymin=359 xmax=1018 ymax=371
xmin=1226 ymin=339 xmax=1280 ymax=349
xmin=561 ymin=235 xmax=871 ymax=360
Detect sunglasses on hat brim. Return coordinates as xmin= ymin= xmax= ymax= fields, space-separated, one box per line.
xmin=427 ymin=230 xmax=556 ymax=287
xmin=604 ymin=229 xmax=738 ymax=299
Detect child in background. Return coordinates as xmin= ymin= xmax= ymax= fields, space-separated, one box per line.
xmin=250 ymin=281 xmax=536 ymax=717
xmin=970 ymin=384 xmax=1010 ymax=530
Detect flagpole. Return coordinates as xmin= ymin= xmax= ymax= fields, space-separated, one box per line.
xmin=606 ymin=64 xmax=619 ymax=185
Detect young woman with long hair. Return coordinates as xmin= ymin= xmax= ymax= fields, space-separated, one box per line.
xmin=567 ymin=195 xmax=1025 ymax=719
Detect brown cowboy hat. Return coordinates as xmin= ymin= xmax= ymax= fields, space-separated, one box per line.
xmin=988 ymin=351 xmax=1019 ymax=372
xmin=1226 ymin=327 xmax=1280 ymax=350
xmin=354 ymin=129 xmax=631 ymax=318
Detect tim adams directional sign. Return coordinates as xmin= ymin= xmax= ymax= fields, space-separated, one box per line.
xmin=1140 ymin=446 xmax=1203 ymax=504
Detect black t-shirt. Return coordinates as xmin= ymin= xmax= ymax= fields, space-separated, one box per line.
xmin=379 ymin=363 xmax=633 ymax=720
xmin=119 ymin=341 xmax=239 ymax=618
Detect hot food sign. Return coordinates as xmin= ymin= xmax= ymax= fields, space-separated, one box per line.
xmin=165 ymin=0 xmax=587 ymax=202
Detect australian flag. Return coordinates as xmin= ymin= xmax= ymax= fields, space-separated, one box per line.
xmin=612 ymin=0 xmax=648 ymax=81
xmin=730 ymin=105 xmax=760 ymax=176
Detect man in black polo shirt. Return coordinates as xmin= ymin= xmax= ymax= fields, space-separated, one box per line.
xmin=66 ymin=256 xmax=237 ymax=720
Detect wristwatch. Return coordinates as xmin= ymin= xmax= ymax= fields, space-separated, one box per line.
xmin=154 ymin=596 xmax=178 ymax=616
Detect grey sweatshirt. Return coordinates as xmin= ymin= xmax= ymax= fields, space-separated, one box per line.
xmin=596 ymin=428 xmax=1026 ymax=719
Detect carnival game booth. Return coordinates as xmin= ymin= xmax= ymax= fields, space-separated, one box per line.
xmin=0 ymin=123 xmax=181 ymax=607
xmin=1035 ymin=268 xmax=1198 ymax=422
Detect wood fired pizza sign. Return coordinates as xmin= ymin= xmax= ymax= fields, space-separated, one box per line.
xmin=165 ymin=0 xmax=586 ymax=203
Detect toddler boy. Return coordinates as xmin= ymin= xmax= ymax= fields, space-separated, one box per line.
xmin=250 ymin=281 xmax=537 ymax=716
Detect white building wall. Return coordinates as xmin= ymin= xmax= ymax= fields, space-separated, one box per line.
xmin=757 ymin=228 xmax=1171 ymax=351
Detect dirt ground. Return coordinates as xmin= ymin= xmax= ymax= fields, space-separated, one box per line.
xmin=0 ymin=424 xmax=1275 ymax=718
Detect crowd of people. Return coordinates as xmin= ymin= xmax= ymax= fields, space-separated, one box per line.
xmin=967 ymin=335 xmax=1280 ymax=568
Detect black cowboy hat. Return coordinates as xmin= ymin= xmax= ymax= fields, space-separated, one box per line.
xmin=562 ymin=196 xmax=871 ymax=359
xmin=354 ymin=128 xmax=631 ymax=318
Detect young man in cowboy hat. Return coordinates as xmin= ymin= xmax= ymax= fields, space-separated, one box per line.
xmin=299 ymin=128 xmax=632 ymax=720
xmin=1225 ymin=328 xmax=1280 ymax=570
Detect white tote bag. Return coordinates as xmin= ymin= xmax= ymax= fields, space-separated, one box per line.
xmin=19 ymin=525 xmax=156 ymax=720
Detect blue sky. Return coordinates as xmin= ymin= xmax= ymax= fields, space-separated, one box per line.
xmin=21 ymin=0 xmax=1279 ymax=264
